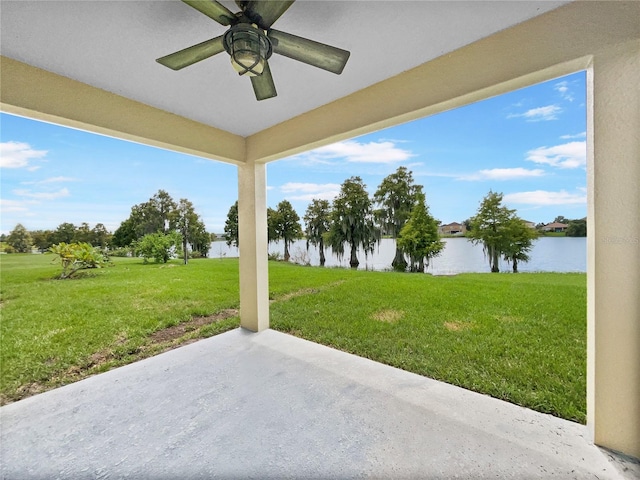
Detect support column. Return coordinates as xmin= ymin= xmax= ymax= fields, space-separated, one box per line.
xmin=587 ymin=39 xmax=640 ymax=458
xmin=237 ymin=162 xmax=269 ymax=332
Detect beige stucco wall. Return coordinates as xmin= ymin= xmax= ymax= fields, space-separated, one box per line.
xmin=246 ymin=2 xmax=639 ymax=164
xmin=0 ymin=57 xmax=245 ymax=165
xmin=587 ymin=39 xmax=640 ymax=457
xmin=237 ymin=163 xmax=270 ymax=332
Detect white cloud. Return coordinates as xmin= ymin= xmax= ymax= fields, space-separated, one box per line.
xmin=413 ymin=171 xmax=460 ymax=179
xmin=279 ymin=182 xmax=341 ymax=202
xmin=281 ymin=182 xmax=340 ymax=193
xmin=458 ymin=168 xmax=546 ymax=181
xmin=13 ymin=188 xmax=70 ymax=201
xmin=526 ymin=141 xmax=586 ymax=169
xmin=554 ymin=81 xmax=575 ymax=102
xmin=21 ymin=176 xmax=78 ymax=185
xmin=508 ymin=105 xmax=562 ymax=122
xmin=296 ymin=140 xmax=415 ymax=164
xmin=0 ymin=141 xmax=48 ymax=169
xmin=504 ymin=190 xmax=587 ymax=206
xmin=0 ymin=198 xmax=32 ymax=214
xmin=560 ymin=132 xmax=586 ymax=140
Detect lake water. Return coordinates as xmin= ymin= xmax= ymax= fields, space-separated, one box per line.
xmin=210 ymin=236 xmax=587 ymax=274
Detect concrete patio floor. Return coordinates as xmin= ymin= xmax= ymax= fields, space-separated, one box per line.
xmin=1 ymin=328 xmax=636 ymax=479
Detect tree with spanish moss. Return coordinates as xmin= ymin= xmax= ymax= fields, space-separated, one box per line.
xmin=468 ymin=191 xmax=514 ymax=272
xmin=374 ymin=166 xmax=421 ymax=271
xmin=502 ymin=218 xmax=538 ymax=273
xmin=397 ymin=191 xmax=444 ymax=272
xmin=327 ymin=176 xmax=379 ymax=269
xmin=174 ymin=198 xmax=209 ymax=263
xmin=303 ymin=199 xmax=331 ymax=266
xmin=270 ymin=200 xmax=303 ymax=262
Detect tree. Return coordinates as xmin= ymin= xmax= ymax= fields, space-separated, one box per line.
xmin=267 ymin=207 xmax=278 ymax=244
xmin=467 ymin=191 xmax=516 ymax=273
xmin=553 ymin=215 xmax=569 ymax=225
xmin=303 ymin=199 xmax=331 ymax=266
xmin=111 ymin=217 xmax=137 ymax=247
xmin=152 ymin=189 xmax=178 ymax=234
xmin=113 ymin=190 xmax=178 ymax=245
xmin=91 ymin=223 xmax=112 ymax=247
xmin=188 ymin=224 xmax=211 ymax=258
xmin=327 ymin=176 xmax=379 ymax=268
xmin=397 ymin=192 xmax=444 ymax=272
xmin=7 ymin=224 xmax=32 ymax=253
xmin=501 ymin=218 xmax=539 ymax=273
xmin=112 ymin=189 xmax=208 ymax=252
xmin=271 ymin=200 xmax=303 ymax=262
xmin=74 ymin=222 xmax=93 ymax=244
xmin=51 ymin=222 xmax=76 ymax=245
xmin=224 ymin=201 xmax=239 ymax=248
xmin=31 ymin=230 xmax=54 ymax=252
xmin=134 ymin=232 xmax=181 ymax=264
xmin=49 ymin=242 xmax=108 ymax=279
xmin=374 ymin=166 xmax=421 ymax=271
xmin=174 ymin=198 xmax=209 ymax=263
xmin=566 ymin=218 xmax=587 ymax=237
xmin=134 ymin=190 xmax=177 ymax=237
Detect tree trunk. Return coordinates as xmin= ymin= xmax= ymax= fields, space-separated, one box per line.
xmin=349 ymin=242 xmax=359 ymax=269
xmin=418 ymin=258 xmax=425 ymax=273
xmin=284 ymin=240 xmax=290 ymax=262
xmin=391 ymin=246 xmax=407 ymax=271
xmin=319 ymin=238 xmax=326 ymax=267
xmin=491 ymin=246 xmax=500 ymax=273
xmin=512 ymin=258 xmax=518 ymax=273
xmin=183 ymin=238 xmax=188 ymax=265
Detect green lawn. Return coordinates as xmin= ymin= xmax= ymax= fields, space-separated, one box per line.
xmin=0 ymin=254 xmax=586 ymax=423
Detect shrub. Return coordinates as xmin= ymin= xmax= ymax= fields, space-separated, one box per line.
xmin=268 ymin=251 xmax=283 ymax=261
xmin=134 ymin=232 xmax=182 ymax=264
xmin=108 ymin=247 xmax=133 ymax=257
xmin=49 ymin=242 xmax=109 ymax=279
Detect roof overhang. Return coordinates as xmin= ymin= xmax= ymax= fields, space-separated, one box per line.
xmin=1 ymin=2 xmax=639 ymax=165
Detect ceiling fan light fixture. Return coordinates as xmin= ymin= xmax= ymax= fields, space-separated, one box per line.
xmin=223 ymin=24 xmax=272 ymax=77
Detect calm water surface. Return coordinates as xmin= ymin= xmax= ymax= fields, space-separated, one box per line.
xmin=210 ymin=236 xmax=586 ymax=274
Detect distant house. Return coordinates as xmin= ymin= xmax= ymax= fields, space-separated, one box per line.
xmin=542 ymin=222 xmax=569 ymax=232
xmin=439 ymin=222 xmax=466 ymax=235
xmin=522 ymin=220 xmax=536 ymax=229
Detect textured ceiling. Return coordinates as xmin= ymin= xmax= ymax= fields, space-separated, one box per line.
xmin=1 ymin=1 xmax=567 ymax=137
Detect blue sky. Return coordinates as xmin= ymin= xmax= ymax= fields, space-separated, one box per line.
xmin=0 ymin=71 xmax=586 ymax=235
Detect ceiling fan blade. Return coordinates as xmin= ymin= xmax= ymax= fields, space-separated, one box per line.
xmin=250 ymin=62 xmax=277 ymax=100
xmin=156 ymin=36 xmax=225 ymax=70
xmin=182 ymin=0 xmax=236 ymax=26
xmin=241 ymin=1 xmax=295 ymax=30
xmin=269 ymin=29 xmax=350 ymax=74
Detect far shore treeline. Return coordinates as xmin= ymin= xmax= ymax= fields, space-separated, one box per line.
xmin=2 ymin=167 xmax=586 ymax=273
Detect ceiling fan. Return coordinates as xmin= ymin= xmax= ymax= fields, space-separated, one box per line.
xmin=156 ymin=0 xmax=351 ymax=101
